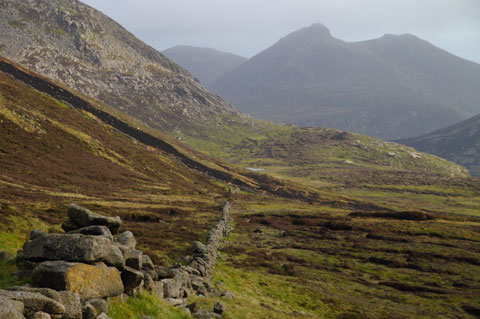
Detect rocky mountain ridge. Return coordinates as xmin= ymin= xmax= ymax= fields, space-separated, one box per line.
xmin=0 ymin=0 xmax=250 ymax=135
xmin=209 ymin=23 xmax=480 ymax=140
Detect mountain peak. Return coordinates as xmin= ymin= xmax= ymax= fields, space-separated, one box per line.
xmin=280 ymin=23 xmax=332 ymax=43
xmin=305 ymin=23 xmax=331 ymax=36
xmin=297 ymin=23 xmax=332 ymax=38
xmin=381 ymin=33 xmax=422 ymax=42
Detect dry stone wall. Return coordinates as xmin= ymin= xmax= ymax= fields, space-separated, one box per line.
xmin=0 ymin=202 xmax=233 ymax=319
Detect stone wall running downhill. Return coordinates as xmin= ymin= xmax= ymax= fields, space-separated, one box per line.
xmin=0 ymin=202 xmax=233 ymax=319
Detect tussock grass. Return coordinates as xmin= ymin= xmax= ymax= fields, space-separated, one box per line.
xmin=108 ymin=291 xmax=190 ymax=319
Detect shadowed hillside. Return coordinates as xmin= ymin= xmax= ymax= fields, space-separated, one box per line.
xmin=399 ymin=113 xmax=480 ymax=177
xmin=162 ymin=46 xmax=247 ymax=88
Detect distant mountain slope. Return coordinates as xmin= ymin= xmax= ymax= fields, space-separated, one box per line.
xmin=2 ymin=57 xmax=480 ymax=319
xmin=0 ymin=0 xmax=250 ymax=135
xmin=399 ymin=113 xmax=480 ymax=177
xmin=210 ymin=23 xmax=480 ymax=140
xmin=0 ymin=1 xmax=471 ymax=187
xmin=162 ymin=45 xmax=247 ymax=88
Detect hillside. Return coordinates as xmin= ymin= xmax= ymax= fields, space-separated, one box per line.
xmin=1 ymin=3 xmax=480 ymax=317
xmin=1 ymin=60 xmax=480 ymax=319
xmin=399 ymin=113 xmax=480 ymax=177
xmin=210 ymin=23 xmax=480 ymax=140
xmin=0 ymin=0 xmax=469 ymax=186
xmin=162 ymin=45 xmax=247 ymax=88
xmin=0 ymin=61 xmax=227 ymax=264
xmin=0 ymin=0 xmax=251 ymax=135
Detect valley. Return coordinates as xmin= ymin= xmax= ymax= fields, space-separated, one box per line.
xmin=0 ymin=1 xmax=479 ymax=318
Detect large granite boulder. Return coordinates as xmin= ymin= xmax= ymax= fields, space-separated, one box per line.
xmin=32 ymin=261 xmax=124 ymax=300
xmin=65 ymin=205 xmax=121 ymax=235
xmin=22 ymin=234 xmax=111 ymax=263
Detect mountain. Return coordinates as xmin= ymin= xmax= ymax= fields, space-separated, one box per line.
xmin=2 ymin=58 xmax=480 ymax=319
xmin=0 ymin=1 xmax=467 ymax=183
xmin=0 ymin=0 xmax=251 ymax=135
xmin=210 ymin=23 xmax=480 ymax=140
xmin=1 ymin=3 xmax=480 ymax=318
xmin=162 ymin=45 xmax=247 ymax=88
xmin=399 ymin=113 xmax=480 ymax=177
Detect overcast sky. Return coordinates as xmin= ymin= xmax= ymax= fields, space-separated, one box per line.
xmin=81 ymin=0 xmax=480 ymax=64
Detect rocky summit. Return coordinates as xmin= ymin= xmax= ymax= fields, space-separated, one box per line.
xmin=209 ymin=23 xmax=480 ymax=140
xmin=0 ymin=0 xmax=249 ymax=134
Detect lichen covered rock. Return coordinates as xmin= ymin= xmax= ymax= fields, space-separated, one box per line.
xmin=32 ymin=261 xmax=124 ymax=299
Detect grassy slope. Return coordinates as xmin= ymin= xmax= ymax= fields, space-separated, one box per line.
xmin=198 ymin=194 xmax=480 ymax=319
xmin=170 ymin=78 xmax=480 ymax=319
xmin=0 ymin=69 xmax=228 ymax=265
xmin=180 ymin=121 xmax=480 ymax=218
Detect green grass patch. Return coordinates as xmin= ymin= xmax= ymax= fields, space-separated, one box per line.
xmin=0 ymin=261 xmax=31 ymax=289
xmin=188 ymin=260 xmax=330 ymax=319
xmin=108 ymin=291 xmax=189 ymax=319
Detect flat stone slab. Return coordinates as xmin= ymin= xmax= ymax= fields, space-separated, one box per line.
xmin=22 ymin=233 xmax=111 ymax=263
xmin=32 ymin=261 xmax=124 ymax=300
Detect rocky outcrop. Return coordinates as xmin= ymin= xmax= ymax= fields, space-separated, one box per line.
xmin=0 ymin=0 xmax=248 ymax=137
xmin=6 ymin=287 xmax=82 ymax=319
xmin=1 ymin=202 xmax=233 ymax=318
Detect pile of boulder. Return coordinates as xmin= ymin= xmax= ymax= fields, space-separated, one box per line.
xmin=0 ymin=202 xmax=234 ymax=319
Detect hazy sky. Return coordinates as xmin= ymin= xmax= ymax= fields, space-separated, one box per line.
xmin=81 ymin=0 xmax=480 ymax=63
